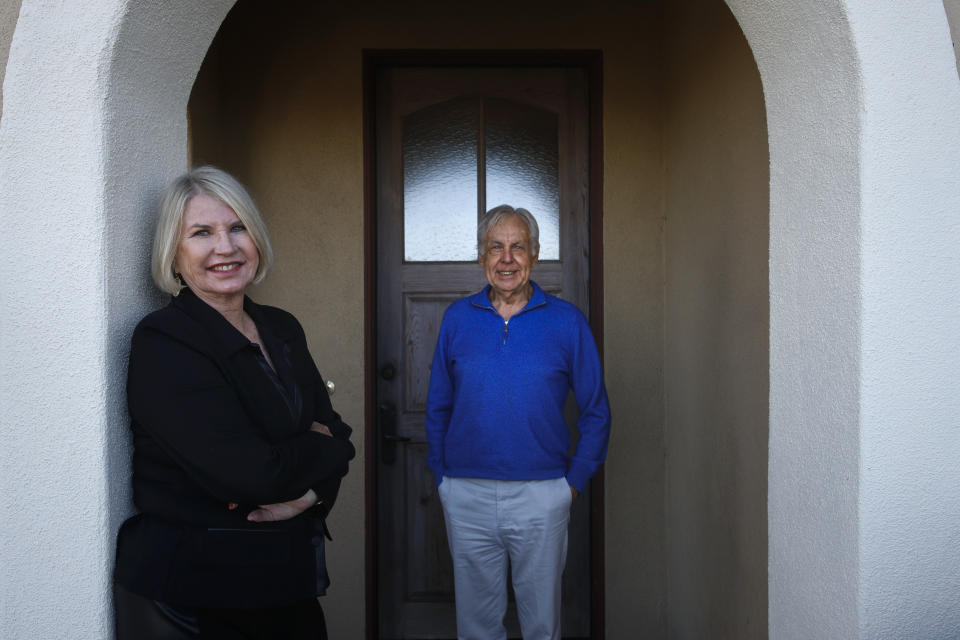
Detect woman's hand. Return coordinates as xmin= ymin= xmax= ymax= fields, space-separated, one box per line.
xmin=310 ymin=422 xmax=333 ymax=437
xmin=240 ymin=425 xmax=334 ymax=520
xmin=246 ymin=488 xmax=318 ymax=522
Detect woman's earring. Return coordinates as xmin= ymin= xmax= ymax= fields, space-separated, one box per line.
xmin=174 ymin=271 xmax=186 ymax=286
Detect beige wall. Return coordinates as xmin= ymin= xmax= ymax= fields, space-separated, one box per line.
xmin=0 ymin=0 xmax=23 ymax=121
xmin=189 ymin=0 xmax=766 ymax=637
xmin=663 ymin=1 xmax=769 ymax=638
xmin=600 ymin=13 xmax=668 ymax=638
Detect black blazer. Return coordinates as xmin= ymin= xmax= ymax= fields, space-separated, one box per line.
xmin=114 ymin=288 xmax=355 ymax=608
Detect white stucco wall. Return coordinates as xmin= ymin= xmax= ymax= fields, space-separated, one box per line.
xmin=727 ymin=1 xmax=863 ymax=636
xmin=0 ymin=0 xmax=22 ymax=115
xmin=727 ymin=0 xmax=960 ymax=637
xmin=2 ymin=4 xmax=126 ymax=637
xmin=850 ymin=2 xmax=960 ymax=637
xmin=945 ymin=0 xmax=960 ymax=73
xmin=0 ymin=1 xmax=233 ymax=638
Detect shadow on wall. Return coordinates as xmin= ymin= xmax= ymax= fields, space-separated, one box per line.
xmin=0 ymin=0 xmax=26 ymax=117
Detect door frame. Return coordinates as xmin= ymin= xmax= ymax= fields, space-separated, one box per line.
xmin=363 ymin=49 xmax=605 ymax=639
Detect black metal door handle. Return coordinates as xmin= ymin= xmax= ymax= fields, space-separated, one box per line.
xmin=380 ymin=402 xmax=408 ymax=464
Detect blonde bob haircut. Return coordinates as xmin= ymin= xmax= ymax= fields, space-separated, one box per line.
xmin=151 ymin=166 xmax=274 ymax=296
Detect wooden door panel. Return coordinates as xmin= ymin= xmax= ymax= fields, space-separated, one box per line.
xmin=404 ymin=294 xmax=461 ymax=415
xmin=405 ymin=443 xmax=454 ymax=598
xmin=398 ymin=265 xmax=559 ymax=293
xmin=377 ymin=65 xmax=590 ymax=639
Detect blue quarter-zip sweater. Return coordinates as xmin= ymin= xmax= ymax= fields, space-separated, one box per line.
xmin=425 ymin=281 xmax=611 ymax=492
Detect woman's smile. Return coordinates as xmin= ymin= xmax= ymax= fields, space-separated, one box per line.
xmin=209 ymin=262 xmax=243 ymax=272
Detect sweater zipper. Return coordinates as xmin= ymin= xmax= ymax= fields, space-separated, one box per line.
xmin=469 ymin=287 xmax=548 ymax=348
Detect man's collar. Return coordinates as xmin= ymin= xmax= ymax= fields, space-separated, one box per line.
xmin=469 ymin=281 xmax=546 ymax=312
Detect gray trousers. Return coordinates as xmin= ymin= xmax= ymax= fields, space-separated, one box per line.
xmin=438 ymin=476 xmax=572 ymax=640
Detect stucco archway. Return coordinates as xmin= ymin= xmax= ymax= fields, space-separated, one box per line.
xmin=0 ymin=3 xmax=235 ymax=638
xmin=2 ymin=1 xmax=959 ymax=638
xmin=726 ymin=2 xmax=960 ymax=637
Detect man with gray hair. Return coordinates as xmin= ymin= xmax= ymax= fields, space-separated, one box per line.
xmin=426 ymin=204 xmax=611 ymax=640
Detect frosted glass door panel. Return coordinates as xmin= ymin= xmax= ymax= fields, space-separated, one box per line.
xmin=403 ymin=98 xmax=479 ymax=262
xmin=485 ymin=99 xmax=560 ymax=260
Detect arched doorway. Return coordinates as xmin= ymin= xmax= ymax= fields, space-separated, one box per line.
xmin=185 ymin=1 xmax=770 ymax=636
xmin=4 ymin=0 xmax=960 ymax=638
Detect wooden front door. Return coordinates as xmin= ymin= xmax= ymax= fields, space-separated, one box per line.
xmin=375 ymin=65 xmax=592 ymax=639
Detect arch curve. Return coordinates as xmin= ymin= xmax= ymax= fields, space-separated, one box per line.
xmin=726 ymin=1 xmax=863 ymax=636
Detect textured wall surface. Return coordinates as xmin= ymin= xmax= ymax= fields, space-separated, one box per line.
xmin=663 ymin=1 xmax=769 ymax=637
xmin=726 ymin=0 xmax=864 ymax=637
xmin=0 ymin=1 xmax=234 ymax=638
xmin=851 ymin=2 xmax=960 ymax=637
xmin=0 ymin=0 xmax=22 ymax=119
xmin=945 ymin=0 xmax=960 ymax=73
xmin=1 ymin=4 xmax=127 ymax=637
xmin=598 ymin=10 xmax=668 ymax=639
xmin=727 ymin=0 xmax=960 ymax=637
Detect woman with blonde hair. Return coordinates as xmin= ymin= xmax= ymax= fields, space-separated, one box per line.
xmin=114 ymin=166 xmax=353 ymax=639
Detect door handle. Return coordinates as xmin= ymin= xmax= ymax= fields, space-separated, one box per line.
xmin=380 ymin=402 xmax=409 ymax=465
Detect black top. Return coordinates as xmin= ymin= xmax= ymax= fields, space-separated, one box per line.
xmin=114 ymin=288 xmax=354 ymax=608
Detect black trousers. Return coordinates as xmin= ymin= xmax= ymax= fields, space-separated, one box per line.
xmin=115 ymin=583 xmax=328 ymax=640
